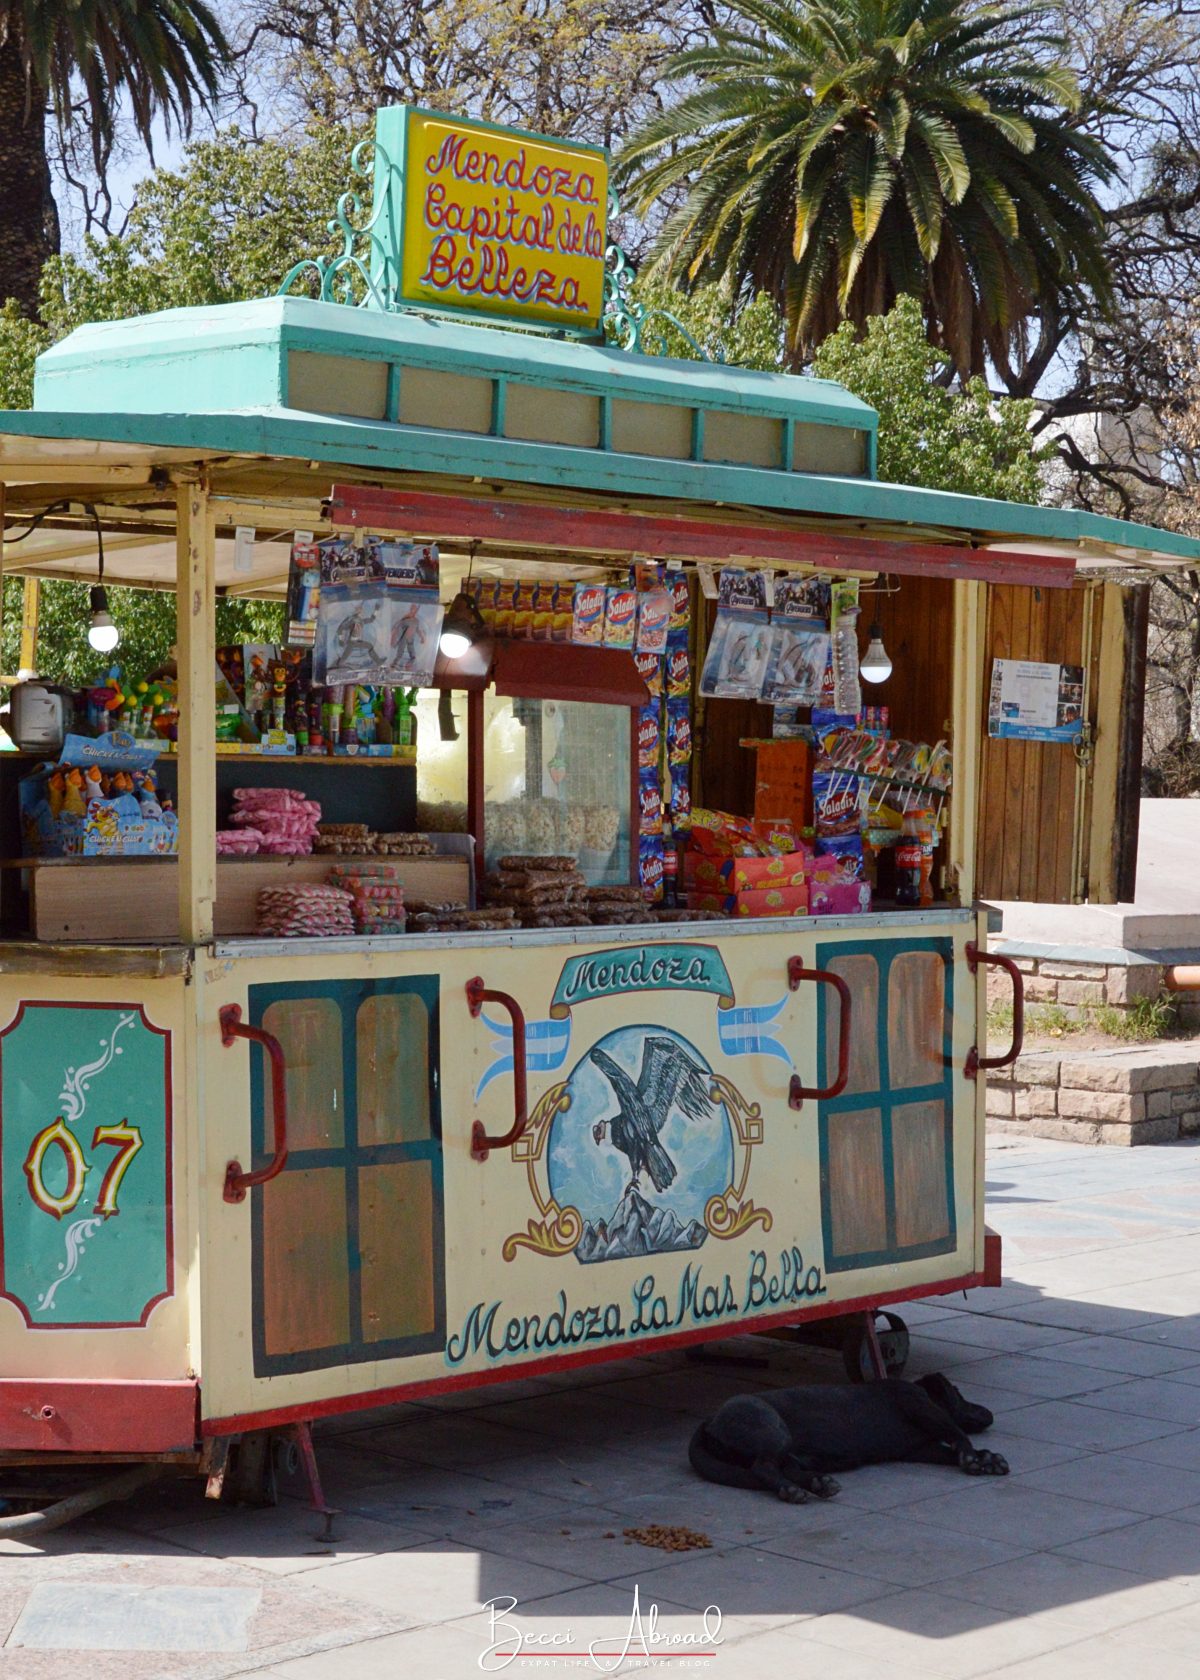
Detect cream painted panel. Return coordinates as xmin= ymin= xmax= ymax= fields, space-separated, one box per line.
xmin=611 ymin=399 xmax=693 ymax=461
xmin=287 ymin=351 xmax=389 ymax=421
xmin=398 ymin=367 xmax=493 ymax=433
xmin=704 ymin=410 xmax=782 ymax=469
xmin=793 ymin=421 xmax=867 ymax=477
xmin=505 ymin=384 xmax=601 ymax=449
xmin=194 ymin=915 xmax=980 ymax=1423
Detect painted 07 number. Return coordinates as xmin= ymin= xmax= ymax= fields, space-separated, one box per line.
xmin=22 ymin=1115 xmax=143 ymax=1220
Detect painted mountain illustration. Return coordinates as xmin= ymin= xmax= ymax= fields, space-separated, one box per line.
xmin=575 ymin=1186 xmax=707 ymax=1264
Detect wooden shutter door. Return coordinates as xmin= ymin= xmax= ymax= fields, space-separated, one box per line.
xmin=975 ymin=580 xmax=1148 ymax=905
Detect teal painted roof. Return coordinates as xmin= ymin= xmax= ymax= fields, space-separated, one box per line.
xmin=1 ymin=294 xmax=1198 ymax=568
xmin=33 ymin=296 xmax=875 ymax=435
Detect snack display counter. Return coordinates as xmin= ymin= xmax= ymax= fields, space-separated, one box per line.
xmin=0 ymin=103 xmax=1195 ymax=1506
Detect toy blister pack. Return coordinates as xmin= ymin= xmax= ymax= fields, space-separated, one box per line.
xmin=699 ymin=611 xmax=771 ymax=699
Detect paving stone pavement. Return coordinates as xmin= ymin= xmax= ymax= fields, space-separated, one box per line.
xmin=4 ymin=1132 xmax=1200 ymax=1678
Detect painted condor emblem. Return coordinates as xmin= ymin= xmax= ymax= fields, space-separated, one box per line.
xmin=501 ymin=1023 xmax=772 ymax=1264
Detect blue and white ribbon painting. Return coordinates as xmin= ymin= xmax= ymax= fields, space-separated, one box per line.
xmin=475 ymin=1011 xmax=573 ymax=1099
xmin=716 ymin=994 xmax=792 ymax=1066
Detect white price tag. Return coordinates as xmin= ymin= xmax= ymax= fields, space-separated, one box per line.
xmin=233 ymin=526 xmax=256 ymax=574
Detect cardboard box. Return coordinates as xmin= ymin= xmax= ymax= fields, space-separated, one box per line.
xmin=731 ymin=884 xmax=809 ymax=917
xmin=720 ymin=851 xmax=810 ymax=891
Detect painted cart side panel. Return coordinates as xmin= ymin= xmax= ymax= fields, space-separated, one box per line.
xmin=195 ymin=917 xmax=980 ymax=1426
xmin=0 ymin=974 xmax=194 ymax=1389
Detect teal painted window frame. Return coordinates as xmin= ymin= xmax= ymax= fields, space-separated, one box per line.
xmin=816 ymin=936 xmax=957 ymax=1273
xmin=248 ymin=975 xmax=445 ymax=1377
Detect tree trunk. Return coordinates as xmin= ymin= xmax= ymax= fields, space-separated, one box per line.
xmin=0 ymin=32 xmax=58 ymax=317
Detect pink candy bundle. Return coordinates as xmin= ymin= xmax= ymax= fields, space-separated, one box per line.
xmin=217 ymin=828 xmax=263 ymax=855
xmin=256 ymin=884 xmax=355 ymax=937
xmin=230 ymin=787 xmax=322 ymax=856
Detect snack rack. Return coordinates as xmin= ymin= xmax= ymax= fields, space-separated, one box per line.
xmin=0 ymin=103 xmax=1189 ymax=1507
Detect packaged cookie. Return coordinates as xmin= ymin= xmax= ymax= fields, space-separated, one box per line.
xmin=604 ymin=584 xmax=638 ymax=650
xmin=636 ymin=586 xmax=670 ymax=655
xmin=493 ymin=580 xmax=518 ymax=638
xmin=531 ymin=581 xmax=556 ymax=642
xmin=511 ymin=581 xmax=536 ymax=640
xmin=668 ymin=570 xmax=690 ymax=630
xmin=637 ymin=704 xmax=661 ymax=770
xmin=635 ymin=652 xmax=664 ymax=697
xmin=571 ymin=583 xmax=605 ymax=645
xmin=666 ymin=646 xmax=691 ymax=698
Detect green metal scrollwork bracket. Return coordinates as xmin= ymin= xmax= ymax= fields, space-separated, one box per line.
xmin=601 ymin=191 xmax=719 ymax=361
xmin=277 ymin=137 xmax=393 ymax=310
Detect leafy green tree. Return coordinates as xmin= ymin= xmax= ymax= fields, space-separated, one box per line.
xmin=0 ymin=125 xmax=356 ymax=411
xmin=617 ymin=0 xmax=1115 ymax=377
xmin=2 ymin=579 xmax=283 ymax=689
xmin=0 ymin=126 xmax=335 ymax=684
xmin=622 ymin=278 xmax=785 ymax=369
xmin=813 ymin=295 xmax=1050 ymax=499
xmin=0 ymin=0 xmax=231 ymax=317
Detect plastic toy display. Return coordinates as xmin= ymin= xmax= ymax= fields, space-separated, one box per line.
xmin=19 ymin=733 xmax=178 ymax=856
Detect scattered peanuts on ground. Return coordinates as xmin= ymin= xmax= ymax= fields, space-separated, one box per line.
xmin=622 ymin=1524 xmax=712 ymax=1553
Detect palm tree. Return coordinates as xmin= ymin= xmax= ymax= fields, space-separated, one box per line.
xmin=0 ymin=0 xmax=230 ymax=317
xmin=617 ymin=0 xmax=1115 ymax=378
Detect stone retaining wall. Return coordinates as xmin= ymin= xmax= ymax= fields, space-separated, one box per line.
xmin=986 ymin=1048 xmax=1200 ymax=1145
xmin=987 ymin=952 xmax=1200 ymax=1028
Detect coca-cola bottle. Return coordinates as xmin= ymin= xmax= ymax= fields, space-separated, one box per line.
xmin=894 ymin=811 xmax=922 ymax=906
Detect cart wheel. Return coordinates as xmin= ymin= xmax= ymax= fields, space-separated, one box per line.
xmin=842 ymin=1312 xmax=910 ymax=1382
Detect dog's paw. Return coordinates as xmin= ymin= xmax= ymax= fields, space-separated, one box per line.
xmin=809 ymin=1474 xmax=841 ymax=1500
xmin=959 ymin=1448 xmax=1009 ymax=1476
xmin=776 ymin=1481 xmax=809 ymax=1504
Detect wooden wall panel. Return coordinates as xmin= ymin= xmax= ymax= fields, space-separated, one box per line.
xmin=867 ymin=575 xmax=955 ymax=748
xmin=976 ymin=583 xmax=1092 ymax=904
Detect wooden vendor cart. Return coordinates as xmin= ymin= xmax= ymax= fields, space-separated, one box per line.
xmin=0 ymin=106 xmax=1194 ymax=1517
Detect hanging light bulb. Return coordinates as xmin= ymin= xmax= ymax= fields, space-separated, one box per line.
xmin=860 ymin=621 xmax=892 ymax=683
xmin=85 ymin=504 xmax=120 ymax=653
xmin=88 ymin=585 xmax=120 ymax=653
xmin=439 ymin=589 xmax=484 ymax=660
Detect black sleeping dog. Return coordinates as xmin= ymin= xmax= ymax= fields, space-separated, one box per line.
xmin=689 ymin=1373 xmax=1008 ymax=1502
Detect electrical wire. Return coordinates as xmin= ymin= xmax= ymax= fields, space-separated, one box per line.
xmin=2 ymin=500 xmax=74 ymax=544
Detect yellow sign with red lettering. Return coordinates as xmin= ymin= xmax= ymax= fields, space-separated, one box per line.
xmin=399 ymin=109 xmax=609 ymax=331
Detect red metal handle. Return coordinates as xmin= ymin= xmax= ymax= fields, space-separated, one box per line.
xmin=221 ymin=1004 xmax=289 ymax=1202
xmin=965 ymin=941 xmax=1024 ymax=1078
xmin=467 ymin=976 xmax=529 ymax=1161
xmin=787 ymin=958 xmax=852 ymax=1108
